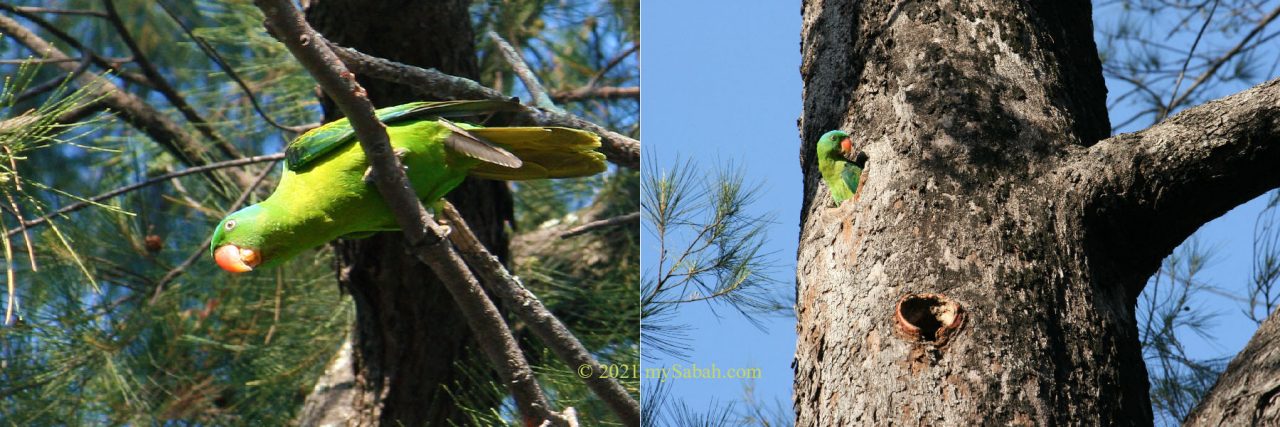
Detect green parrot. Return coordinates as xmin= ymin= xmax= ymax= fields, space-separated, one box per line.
xmin=816 ymin=130 xmax=867 ymax=206
xmin=210 ymin=100 xmax=606 ymax=273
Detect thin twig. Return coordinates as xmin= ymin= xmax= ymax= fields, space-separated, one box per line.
xmin=327 ymin=41 xmax=640 ymax=169
xmin=7 ymin=154 xmax=284 ymax=238
xmin=264 ymin=267 xmax=284 ymax=345
xmin=1166 ymin=3 xmax=1280 ymax=117
xmin=583 ymin=42 xmax=638 ymax=90
xmin=154 ymin=0 xmax=313 ymax=134
xmin=442 ymin=202 xmax=640 ymax=427
xmin=253 ymin=1 xmax=562 ymax=425
xmin=487 ymin=31 xmax=560 ymax=112
xmin=549 ymin=86 xmax=639 ymax=103
xmin=559 ymin=211 xmax=639 ymax=239
xmin=1165 ymin=0 xmax=1220 ymax=121
xmin=151 ymin=158 xmax=279 ymax=302
xmin=12 ymin=6 xmax=107 ymax=17
xmin=0 ymin=57 xmax=130 ymax=65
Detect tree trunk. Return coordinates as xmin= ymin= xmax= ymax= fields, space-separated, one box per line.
xmin=794 ymin=0 xmax=1280 ymax=425
xmin=295 ymin=1 xmax=513 ymax=425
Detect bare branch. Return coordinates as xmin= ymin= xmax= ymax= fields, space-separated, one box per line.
xmin=487 ymin=31 xmax=559 ymax=112
xmin=550 ymin=86 xmax=639 ymax=103
xmin=11 ymin=6 xmax=107 ymax=18
xmin=559 ymin=211 xmax=639 ymax=239
xmin=328 ymin=41 xmax=640 ymax=169
xmin=442 ymin=202 xmax=640 ymax=426
xmin=584 ymin=42 xmax=638 ymax=90
xmin=0 ymin=57 xmax=129 ymax=65
xmin=252 ymin=1 xmax=562 ymax=424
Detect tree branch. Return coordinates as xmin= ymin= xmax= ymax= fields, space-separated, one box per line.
xmin=1184 ymin=306 xmax=1280 ymax=426
xmin=559 ymin=211 xmax=639 ymax=239
xmin=1069 ymin=78 xmax=1280 ymax=295
xmin=441 ymin=202 xmax=640 ymax=426
xmin=251 ymin=1 xmax=563 ymax=425
xmin=550 ymin=86 xmax=639 ymax=103
xmin=327 ymin=41 xmax=640 ymax=169
xmin=486 ymin=31 xmax=559 ymax=112
xmin=10 ymin=6 xmax=106 ymax=18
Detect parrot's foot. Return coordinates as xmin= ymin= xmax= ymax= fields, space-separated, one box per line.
xmin=363 ymin=148 xmax=410 ymax=184
xmin=426 ymin=200 xmax=452 ymax=235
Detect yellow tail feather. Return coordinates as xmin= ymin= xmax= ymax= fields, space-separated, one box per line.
xmin=466 ymin=127 xmax=607 ymax=180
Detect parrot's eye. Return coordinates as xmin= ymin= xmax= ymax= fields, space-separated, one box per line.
xmin=224 ymin=220 xmax=237 ymax=231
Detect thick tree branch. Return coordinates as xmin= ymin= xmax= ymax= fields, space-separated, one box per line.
xmin=440 ymin=202 xmax=640 ymax=427
xmin=1071 ymin=78 xmax=1280 ymax=295
xmin=327 ymin=41 xmax=640 ymax=169
xmin=1184 ymin=306 xmax=1280 ymax=426
xmin=0 ymin=12 xmax=237 ymax=195
xmin=252 ymin=1 xmax=562 ymax=425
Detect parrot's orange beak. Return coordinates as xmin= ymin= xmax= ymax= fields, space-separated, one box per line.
xmin=840 ymin=137 xmax=853 ymax=158
xmin=214 ymin=244 xmax=259 ymax=273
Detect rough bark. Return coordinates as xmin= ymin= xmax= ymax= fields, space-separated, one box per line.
xmin=295 ymin=1 xmax=513 ymax=425
xmin=1184 ymin=307 xmax=1280 ymax=426
xmin=794 ymin=0 xmax=1280 ymax=425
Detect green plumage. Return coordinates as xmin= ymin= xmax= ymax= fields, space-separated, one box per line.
xmin=817 ymin=130 xmax=862 ymax=206
xmin=210 ymin=100 xmax=606 ymax=270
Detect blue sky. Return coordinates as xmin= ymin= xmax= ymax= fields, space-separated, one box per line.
xmin=641 ymin=0 xmax=1278 ymax=423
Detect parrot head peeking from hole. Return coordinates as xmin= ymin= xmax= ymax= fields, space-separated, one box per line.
xmin=816 ymin=130 xmax=868 ymax=207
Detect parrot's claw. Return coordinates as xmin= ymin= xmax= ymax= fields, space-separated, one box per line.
xmin=363 ymin=149 xmax=411 ymax=185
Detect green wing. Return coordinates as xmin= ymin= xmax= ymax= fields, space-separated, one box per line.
xmin=840 ymin=162 xmax=862 ymax=196
xmin=284 ymin=100 xmax=521 ymax=171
